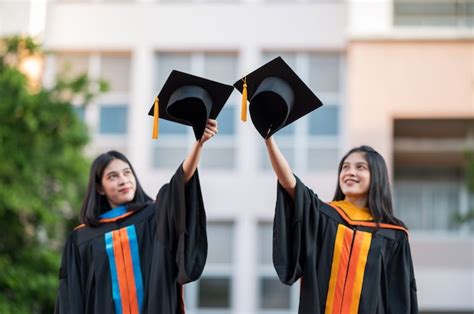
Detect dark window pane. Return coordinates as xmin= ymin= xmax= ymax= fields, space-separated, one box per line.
xmin=217 ymin=106 xmax=235 ymax=135
xmin=260 ymin=145 xmax=294 ymax=170
xmin=307 ymin=147 xmax=339 ymax=171
xmin=259 ymin=277 xmax=290 ymax=309
xmin=206 ymin=222 xmax=234 ymax=264
xmin=393 ymin=0 xmax=471 ymax=27
xmin=258 ymin=222 xmax=272 ymax=265
xmin=394 ymin=179 xmax=461 ymax=231
xmin=203 ymin=53 xmax=237 ymax=84
xmin=99 ymin=105 xmax=128 ymax=134
xmin=152 ymin=145 xmax=187 ymax=169
xmin=198 ymin=277 xmax=231 ymax=308
xmin=262 ymin=52 xmax=297 ymax=69
xmin=100 ymin=55 xmax=130 ymax=92
xmin=309 ymin=54 xmax=340 ymax=93
xmin=155 ymin=53 xmax=191 ymax=91
xmin=200 ymin=147 xmax=236 ymax=169
xmin=275 ymin=122 xmax=295 ymax=136
xmin=159 ymin=118 xmax=188 ymax=135
xmin=309 ymin=105 xmax=339 ymax=136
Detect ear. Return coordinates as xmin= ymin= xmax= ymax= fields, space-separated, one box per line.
xmin=97 ymin=186 xmax=106 ymax=195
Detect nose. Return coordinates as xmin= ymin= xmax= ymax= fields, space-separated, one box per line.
xmin=117 ymin=174 xmax=128 ymax=185
xmin=344 ymin=166 xmax=356 ymax=176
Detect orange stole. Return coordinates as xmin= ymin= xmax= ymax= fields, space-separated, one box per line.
xmin=111 ymin=229 xmax=140 ymax=314
xmin=325 ymin=224 xmax=372 ymax=314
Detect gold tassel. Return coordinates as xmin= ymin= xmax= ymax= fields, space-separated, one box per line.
xmin=241 ymin=77 xmax=248 ymax=122
xmin=152 ymin=96 xmax=159 ymax=139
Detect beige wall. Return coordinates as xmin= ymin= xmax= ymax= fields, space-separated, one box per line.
xmin=346 ymin=40 xmax=474 ymax=170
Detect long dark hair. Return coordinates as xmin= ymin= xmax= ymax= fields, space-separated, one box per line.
xmin=333 ymin=145 xmax=406 ymax=228
xmin=80 ymin=150 xmax=153 ymax=227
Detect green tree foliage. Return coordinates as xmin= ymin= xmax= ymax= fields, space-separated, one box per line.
xmin=0 ymin=36 xmax=106 ymax=313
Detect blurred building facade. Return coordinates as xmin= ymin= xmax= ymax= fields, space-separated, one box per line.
xmin=3 ymin=0 xmax=473 ymax=313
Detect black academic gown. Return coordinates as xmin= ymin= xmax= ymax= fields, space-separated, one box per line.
xmin=55 ymin=165 xmax=207 ymax=314
xmin=273 ymin=176 xmax=418 ymax=314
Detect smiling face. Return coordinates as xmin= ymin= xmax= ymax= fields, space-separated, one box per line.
xmin=98 ymin=158 xmax=137 ymax=209
xmin=338 ymin=151 xmax=371 ymax=202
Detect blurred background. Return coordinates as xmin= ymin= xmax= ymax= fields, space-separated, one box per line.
xmin=0 ymin=0 xmax=473 ymax=313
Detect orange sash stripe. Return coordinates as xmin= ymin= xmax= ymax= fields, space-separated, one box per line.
xmin=119 ymin=228 xmax=140 ymax=314
xmin=325 ymin=225 xmax=346 ymax=314
xmin=325 ymin=226 xmax=373 ymax=314
xmin=349 ymin=232 xmax=372 ymax=313
xmin=332 ymin=227 xmax=353 ymax=314
xmin=112 ymin=231 xmax=132 ymax=314
xmin=340 ymin=231 xmax=363 ymax=313
xmin=325 ymin=224 xmax=353 ymax=314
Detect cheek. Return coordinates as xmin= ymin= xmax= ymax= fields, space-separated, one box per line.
xmin=338 ymin=172 xmax=345 ymax=184
xmin=363 ymin=173 xmax=371 ymax=188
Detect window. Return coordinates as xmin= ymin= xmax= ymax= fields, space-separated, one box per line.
xmin=152 ymin=53 xmax=192 ymax=169
xmin=257 ymin=222 xmax=298 ymax=313
xmin=100 ymin=55 xmax=131 ymax=92
xmin=308 ymin=53 xmax=340 ymax=94
xmin=394 ymin=174 xmax=461 ymax=230
xmin=308 ymin=105 xmax=339 ymax=136
xmin=54 ymin=52 xmax=132 ymax=142
xmin=260 ymin=128 xmax=295 ymax=170
xmin=97 ymin=54 xmax=131 ymax=137
xmin=185 ymin=222 xmax=234 ymax=313
xmin=260 ymin=52 xmax=343 ymax=172
xmin=393 ymin=0 xmax=474 ymax=28
xmin=393 ymin=118 xmax=474 ymax=233
xmin=99 ymin=105 xmax=128 ymax=134
xmin=155 ymin=53 xmax=192 ymax=92
xmin=153 ymin=52 xmax=238 ymax=170
xmin=217 ymin=106 xmax=236 ymax=136
xmin=200 ymin=53 xmax=238 ymax=170
xmin=198 ymin=278 xmax=231 ymax=308
xmin=55 ymin=53 xmax=89 ymax=79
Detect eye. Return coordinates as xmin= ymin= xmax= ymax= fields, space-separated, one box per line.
xmin=342 ymin=164 xmax=350 ymax=170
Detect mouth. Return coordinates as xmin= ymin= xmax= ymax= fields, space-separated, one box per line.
xmin=343 ymin=178 xmax=359 ymax=184
xmin=119 ymin=187 xmax=131 ymax=193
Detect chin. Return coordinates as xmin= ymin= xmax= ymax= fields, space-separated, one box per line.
xmin=342 ymin=191 xmax=362 ymax=198
xmin=118 ymin=196 xmax=134 ymax=205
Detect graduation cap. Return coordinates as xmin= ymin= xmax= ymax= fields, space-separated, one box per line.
xmin=234 ymin=56 xmax=323 ymax=139
xmin=148 ymin=70 xmax=234 ymax=140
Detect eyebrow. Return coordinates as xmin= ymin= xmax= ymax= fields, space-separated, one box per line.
xmin=105 ymin=167 xmax=131 ymax=176
xmin=342 ymin=161 xmax=368 ymax=165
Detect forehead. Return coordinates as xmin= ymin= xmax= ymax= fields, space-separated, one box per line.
xmin=104 ymin=159 xmax=130 ymax=173
xmin=343 ymin=151 xmax=367 ymax=164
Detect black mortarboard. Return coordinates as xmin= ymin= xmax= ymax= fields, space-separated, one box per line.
xmin=148 ymin=70 xmax=234 ymax=140
xmin=234 ymin=56 xmax=323 ymax=138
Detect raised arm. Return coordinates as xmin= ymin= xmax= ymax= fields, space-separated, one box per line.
xmin=182 ymin=119 xmax=218 ymax=183
xmin=265 ymin=136 xmax=296 ymax=200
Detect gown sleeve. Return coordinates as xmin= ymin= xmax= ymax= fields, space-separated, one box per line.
xmin=155 ymin=163 xmax=207 ymax=285
xmin=387 ymin=234 xmax=418 ymax=313
xmin=273 ymin=175 xmax=323 ymax=285
xmin=54 ymin=233 xmax=84 ymax=314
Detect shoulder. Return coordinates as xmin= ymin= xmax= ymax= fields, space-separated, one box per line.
xmin=71 ymin=203 xmax=156 ymax=245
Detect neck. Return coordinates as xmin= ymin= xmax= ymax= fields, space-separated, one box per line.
xmin=343 ymin=196 xmax=368 ymax=209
